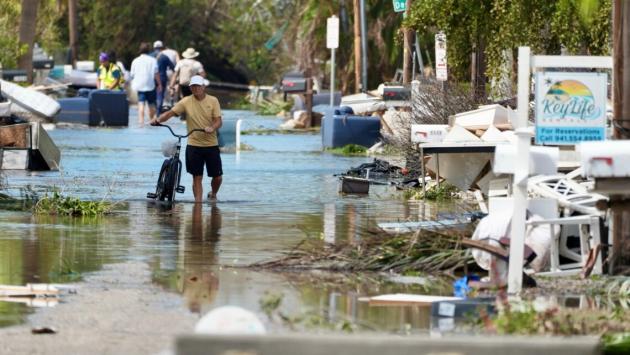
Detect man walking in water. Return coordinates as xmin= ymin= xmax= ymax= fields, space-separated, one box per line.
xmin=130 ymin=42 xmax=161 ymax=126
xmin=150 ymin=75 xmax=223 ymax=202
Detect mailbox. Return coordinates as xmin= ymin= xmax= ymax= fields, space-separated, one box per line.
xmin=381 ymin=85 xmax=410 ymax=101
xmin=281 ymin=72 xmax=307 ymax=93
xmin=580 ymin=141 xmax=630 ymax=178
xmin=2 ymin=69 xmax=28 ymax=82
xmin=579 ymin=141 xmax=630 ymax=196
xmin=33 ymin=59 xmax=55 ymax=70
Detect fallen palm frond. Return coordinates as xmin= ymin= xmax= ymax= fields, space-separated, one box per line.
xmin=257 ymin=98 xmax=293 ymax=116
xmin=250 ymin=227 xmax=474 ymax=275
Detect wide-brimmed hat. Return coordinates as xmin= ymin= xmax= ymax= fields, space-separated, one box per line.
xmin=182 ymin=47 xmax=199 ymax=59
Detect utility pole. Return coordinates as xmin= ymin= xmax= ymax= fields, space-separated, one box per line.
xmin=68 ymin=0 xmax=79 ymax=65
xmin=353 ymin=0 xmax=362 ymax=93
xmin=359 ymin=0 xmax=368 ymax=92
xmin=611 ymin=0 xmax=630 ymax=273
xmin=18 ymin=0 xmax=39 ymax=83
xmin=402 ymin=0 xmax=413 ymax=84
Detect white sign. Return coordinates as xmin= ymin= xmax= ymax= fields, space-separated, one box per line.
xmin=435 ymin=32 xmax=447 ymax=81
xmin=535 ymin=72 xmax=607 ymax=145
xmin=326 ymin=16 xmax=339 ymax=49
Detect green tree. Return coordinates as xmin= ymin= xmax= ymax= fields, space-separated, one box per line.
xmin=406 ymin=0 xmax=611 ymax=98
xmin=0 ymin=0 xmax=25 ymax=68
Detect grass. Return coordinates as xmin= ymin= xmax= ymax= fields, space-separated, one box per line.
xmin=325 ymin=144 xmax=368 ymax=156
xmin=403 ymin=182 xmax=460 ymax=201
xmin=34 ymin=191 xmax=112 ymax=216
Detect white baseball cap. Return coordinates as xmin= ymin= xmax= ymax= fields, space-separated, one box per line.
xmin=189 ymin=75 xmax=208 ymax=87
xmin=153 ymin=40 xmax=164 ymax=49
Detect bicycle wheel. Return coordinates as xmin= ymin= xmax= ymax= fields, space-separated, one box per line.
xmin=156 ymin=159 xmax=174 ymax=201
xmin=164 ymin=160 xmax=179 ymax=203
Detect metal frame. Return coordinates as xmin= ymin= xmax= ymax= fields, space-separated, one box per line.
xmin=419 ymin=142 xmax=497 ymax=195
xmin=527 ymin=215 xmax=603 ymax=276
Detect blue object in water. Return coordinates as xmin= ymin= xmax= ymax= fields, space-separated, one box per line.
xmin=322 ymin=108 xmax=381 ymax=148
xmin=56 ymin=97 xmax=90 ymax=124
xmin=453 ymin=275 xmax=480 ymax=298
xmin=218 ymin=119 xmax=238 ymax=148
xmin=57 ymin=90 xmax=129 ymax=126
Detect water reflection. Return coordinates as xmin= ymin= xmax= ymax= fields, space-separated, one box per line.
xmin=149 ymin=203 xmax=223 ymax=313
xmin=178 ymin=203 xmax=221 ymax=313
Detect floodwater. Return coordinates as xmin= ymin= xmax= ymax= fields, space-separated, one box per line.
xmin=0 ymin=109 xmax=466 ymax=332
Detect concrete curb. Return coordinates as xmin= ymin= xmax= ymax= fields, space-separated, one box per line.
xmin=176 ymin=333 xmax=602 ymax=355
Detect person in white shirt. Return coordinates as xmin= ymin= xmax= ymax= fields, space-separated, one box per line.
xmin=130 ymin=42 xmax=161 ymax=126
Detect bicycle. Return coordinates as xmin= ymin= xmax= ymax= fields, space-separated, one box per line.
xmin=147 ymin=123 xmax=205 ymax=204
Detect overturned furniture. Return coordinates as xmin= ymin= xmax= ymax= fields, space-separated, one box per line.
xmin=322 ymin=107 xmax=381 ymax=149
xmin=57 ymin=89 xmax=129 ymax=126
xmin=0 ymin=122 xmax=60 ymax=170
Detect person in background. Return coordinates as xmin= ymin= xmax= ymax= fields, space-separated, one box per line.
xmin=96 ymin=52 xmax=123 ymax=90
xmin=152 ymin=41 xmax=175 ymax=115
xmin=108 ymin=50 xmax=130 ymax=88
xmin=171 ymin=47 xmax=205 ymax=99
xmin=130 ymin=42 xmax=161 ymax=126
xmin=162 ymin=46 xmax=179 ymax=69
xmin=160 ymin=44 xmax=180 ymax=107
xmin=150 ymin=75 xmax=223 ymax=202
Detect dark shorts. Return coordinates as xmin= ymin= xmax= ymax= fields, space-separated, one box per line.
xmin=186 ymin=145 xmax=223 ymax=177
xmin=137 ymin=90 xmax=157 ymax=104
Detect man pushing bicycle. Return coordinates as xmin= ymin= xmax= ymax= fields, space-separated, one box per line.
xmin=150 ymin=75 xmax=223 ymax=203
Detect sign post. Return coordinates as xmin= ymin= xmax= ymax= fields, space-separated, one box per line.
xmin=435 ymin=32 xmax=447 ymax=82
xmin=327 ymin=15 xmax=339 ymax=106
xmin=392 ymin=0 xmax=406 ymax=12
xmin=508 ymin=47 xmax=612 ymax=295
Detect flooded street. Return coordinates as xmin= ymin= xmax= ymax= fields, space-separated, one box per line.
xmin=0 ymin=109 xmax=465 ymax=338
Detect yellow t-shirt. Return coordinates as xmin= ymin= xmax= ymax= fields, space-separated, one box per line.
xmin=172 ymin=95 xmax=222 ymax=147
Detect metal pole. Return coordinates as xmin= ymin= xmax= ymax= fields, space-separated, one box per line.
xmin=412 ymin=51 xmax=416 ymax=81
xmin=330 ymin=48 xmax=336 ymax=106
xmin=235 ymin=119 xmax=242 ymax=151
xmin=359 ymin=0 xmax=368 ymax=92
xmin=415 ymin=35 xmax=424 ymax=74
xmin=508 ymin=46 xmax=532 ymax=295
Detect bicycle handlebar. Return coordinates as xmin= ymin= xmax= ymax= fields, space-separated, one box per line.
xmin=155 ymin=123 xmax=205 ymax=138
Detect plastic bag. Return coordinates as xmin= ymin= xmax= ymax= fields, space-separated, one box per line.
xmin=161 ymin=140 xmax=177 ymax=158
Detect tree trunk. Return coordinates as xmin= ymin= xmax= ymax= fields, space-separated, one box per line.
xmin=68 ymin=0 xmax=79 ymax=65
xmin=402 ymin=0 xmax=413 ymax=84
xmin=18 ymin=0 xmax=39 ymax=83
xmin=472 ymin=37 xmax=487 ymax=103
xmin=353 ymin=0 xmax=361 ymax=93
xmin=611 ymin=0 xmax=630 ymax=274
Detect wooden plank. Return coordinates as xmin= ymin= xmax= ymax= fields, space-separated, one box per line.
xmin=0 ymin=123 xmax=30 ymax=148
xmin=0 ymin=284 xmax=60 ymax=297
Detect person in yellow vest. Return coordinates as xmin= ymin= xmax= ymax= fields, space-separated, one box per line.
xmin=96 ymin=52 xmax=123 ymax=90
